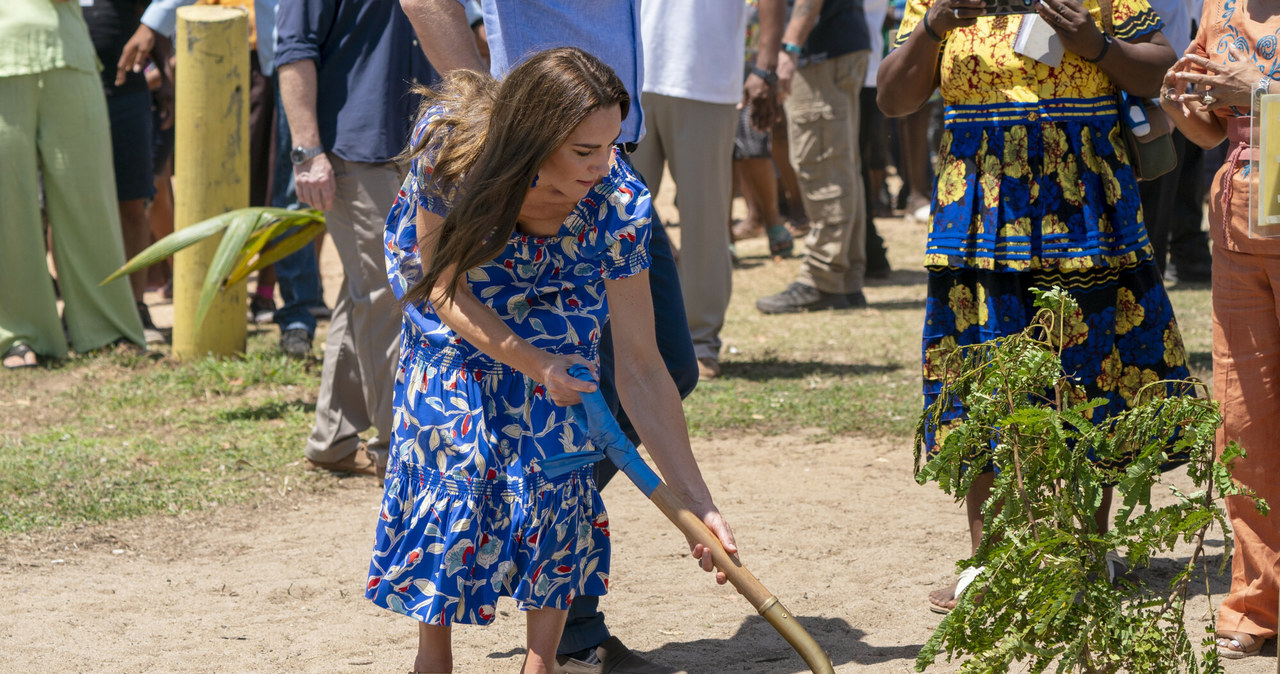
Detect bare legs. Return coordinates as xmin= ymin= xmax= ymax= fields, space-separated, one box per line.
xmin=148 ymin=158 xmax=174 ymax=291
xmin=735 ymin=158 xmax=784 ymax=232
xmin=897 ymin=101 xmax=936 ymax=217
xmin=119 ymin=198 xmax=151 ymax=303
xmin=415 ymin=623 xmax=452 ymax=673
xmin=770 ymin=115 xmax=806 ymax=230
xmin=524 ymin=607 xmax=568 ymax=673
xmin=412 ymin=607 xmax=567 ymax=673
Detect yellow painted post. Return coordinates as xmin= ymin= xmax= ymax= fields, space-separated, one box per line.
xmin=172 ymin=5 xmax=249 ymax=359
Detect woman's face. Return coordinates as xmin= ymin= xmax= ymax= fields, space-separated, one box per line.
xmin=532 ymin=104 xmax=623 ymax=206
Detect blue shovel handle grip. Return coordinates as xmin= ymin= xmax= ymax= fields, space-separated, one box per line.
xmin=567 ymin=364 xmax=662 ymax=497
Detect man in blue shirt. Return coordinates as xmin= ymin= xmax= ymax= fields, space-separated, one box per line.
xmin=276 ymin=0 xmax=437 ymax=478
xmin=401 ymin=2 xmax=698 ymax=672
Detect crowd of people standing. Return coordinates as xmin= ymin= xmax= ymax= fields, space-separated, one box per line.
xmin=3 ymin=0 xmax=1278 ymax=670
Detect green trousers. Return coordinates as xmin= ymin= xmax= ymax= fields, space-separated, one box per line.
xmin=0 ymin=67 xmax=144 ymax=359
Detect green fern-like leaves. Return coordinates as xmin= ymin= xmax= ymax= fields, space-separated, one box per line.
xmin=914 ymin=288 xmax=1260 ymax=673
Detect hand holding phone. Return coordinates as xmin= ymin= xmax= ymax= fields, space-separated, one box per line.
xmin=983 ymin=0 xmax=1039 ymax=15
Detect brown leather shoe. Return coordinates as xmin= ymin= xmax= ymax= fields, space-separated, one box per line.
xmin=555 ymin=637 xmax=684 ymax=674
xmin=304 ymin=443 xmax=385 ymax=478
xmin=696 ymin=357 xmax=720 ymax=380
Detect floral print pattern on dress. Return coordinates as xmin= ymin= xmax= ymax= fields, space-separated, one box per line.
xmin=368 ymin=106 xmax=652 ymax=625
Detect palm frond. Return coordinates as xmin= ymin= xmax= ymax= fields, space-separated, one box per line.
xmin=100 ymin=207 xmax=326 ymax=332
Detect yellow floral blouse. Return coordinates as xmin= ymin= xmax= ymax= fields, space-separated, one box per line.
xmin=892 ymin=0 xmax=1165 ymax=271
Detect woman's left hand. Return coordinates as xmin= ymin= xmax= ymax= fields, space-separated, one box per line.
xmin=1172 ymin=46 xmax=1263 ymax=111
xmin=1036 ymin=0 xmax=1108 ymax=61
xmin=689 ymin=505 xmax=738 ymax=585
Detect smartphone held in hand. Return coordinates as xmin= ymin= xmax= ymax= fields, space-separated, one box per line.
xmin=983 ymin=0 xmax=1039 ymax=15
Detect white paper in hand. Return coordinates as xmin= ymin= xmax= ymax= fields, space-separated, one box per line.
xmin=1014 ymin=15 xmax=1065 ymax=68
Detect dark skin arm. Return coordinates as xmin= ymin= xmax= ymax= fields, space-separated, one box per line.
xmin=1035 ymin=0 xmax=1174 ymax=98
xmin=744 ymin=0 xmax=786 ymax=131
xmin=877 ymin=0 xmax=983 ymax=117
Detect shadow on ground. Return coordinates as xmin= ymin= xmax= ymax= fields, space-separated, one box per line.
xmin=867 ymin=269 xmax=929 ymax=288
xmin=1130 ymin=543 xmax=1233 ymax=602
xmin=643 ymin=615 xmax=921 ymax=673
xmin=721 ymin=360 xmax=902 ymax=381
xmin=217 ymin=398 xmax=316 ymax=422
xmin=871 ymin=298 xmax=928 ymax=312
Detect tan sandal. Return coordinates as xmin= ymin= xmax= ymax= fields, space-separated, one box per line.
xmin=1215 ymin=631 xmax=1266 ymax=659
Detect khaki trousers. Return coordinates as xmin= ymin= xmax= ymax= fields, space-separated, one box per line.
xmin=784 ymin=50 xmax=870 ymax=295
xmin=304 ymin=157 xmax=403 ymax=463
xmin=0 ymin=69 xmax=144 ymax=358
xmin=1213 ymin=245 xmax=1280 ymax=639
xmin=630 ymin=93 xmax=736 ymax=361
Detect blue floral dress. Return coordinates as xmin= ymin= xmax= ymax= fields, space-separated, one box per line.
xmin=894 ymin=0 xmax=1194 ymax=465
xmin=366 ymin=106 xmax=652 ymax=625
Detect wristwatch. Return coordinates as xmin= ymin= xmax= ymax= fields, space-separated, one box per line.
xmin=290 ymin=145 xmax=324 ymax=165
xmin=749 ymin=65 xmax=778 ymax=87
xmin=1255 ymin=77 xmax=1274 ymax=105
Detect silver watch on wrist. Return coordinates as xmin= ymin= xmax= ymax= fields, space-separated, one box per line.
xmin=290 ymin=145 xmax=324 ymax=165
xmin=1254 ymin=77 xmax=1274 ymax=105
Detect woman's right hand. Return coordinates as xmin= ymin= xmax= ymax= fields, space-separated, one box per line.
xmin=531 ymin=352 xmax=598 ymax=406
xmin=925 ymin=0 xmax=986 ymax=37
xmin=1161 ymin=54 xmax=1214 ymax=117
xmin=689 ymin=505 xmax=738 ymax=586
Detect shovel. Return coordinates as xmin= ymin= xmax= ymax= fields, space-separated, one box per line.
xmin=537 ymin=364 xmax=835 ymax=674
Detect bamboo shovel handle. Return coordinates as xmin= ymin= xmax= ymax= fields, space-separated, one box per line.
xmin=648 ymin=484 xmax=835 ymax=674
xmin=650 ymin=484 xmax=772 ymax=605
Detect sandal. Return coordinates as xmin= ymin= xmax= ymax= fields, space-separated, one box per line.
xmin=3 ymin=343 xmax=38 ymax=369
xmin=3 ymin=342 xmax=38 ymax=370
xmin=929 ymin=564 xmax=986 ymax=615
xmin=1215 ymin=631 xmax=1266 ymax=659
xmin=787 ymin=217 xmax=811 ymax=237
xmin=766 ymin=224 xmax=794 ymax=257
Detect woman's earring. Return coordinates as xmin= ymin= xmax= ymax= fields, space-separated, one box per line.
xmin=531 ymin=173 xmax=540 ymax=188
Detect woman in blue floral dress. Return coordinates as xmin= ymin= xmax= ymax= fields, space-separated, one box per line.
xmin=879 ymin=0 xmax=1192 ymax=613
xmin=366 ymin=48 xmax=736 ymax=674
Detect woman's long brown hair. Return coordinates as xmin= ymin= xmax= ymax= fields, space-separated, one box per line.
xmin=401 ymin=47 xmax=631 ymax=307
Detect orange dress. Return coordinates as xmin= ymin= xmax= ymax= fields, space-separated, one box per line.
xmin=1193 ymin=0 xmax=1280 ymax=641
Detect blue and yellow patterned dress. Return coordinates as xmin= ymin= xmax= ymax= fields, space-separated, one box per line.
xmin=366 ymin=107 xmax=652 ymax=625
xmin=893 ymin=0 xmax=1193 ymax=461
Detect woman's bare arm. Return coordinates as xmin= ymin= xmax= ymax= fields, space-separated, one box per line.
xmin=877 ymin=0 xmax=985 ymax=117
xmin=603 ymin=272 xmax=737 ymax=582
xmin=415 ymin=206 xmax=596 ymax=404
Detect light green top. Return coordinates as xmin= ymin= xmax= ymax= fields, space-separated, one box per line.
xmin=0 ymin=0 xmax=99 ymax=78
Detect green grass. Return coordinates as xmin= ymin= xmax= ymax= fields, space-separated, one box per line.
xmin=0 ymin=340 xmax=326 ymax=533
xmin=0 ymin=228 xmax=1216 ymax=535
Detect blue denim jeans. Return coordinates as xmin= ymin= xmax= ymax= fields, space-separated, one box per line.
xmin=558 ymin=162 xmax=698 ymax=655
xmin=270 ymin=88 xmax=322 ymax=336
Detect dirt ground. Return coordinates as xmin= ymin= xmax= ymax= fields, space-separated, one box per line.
xmin=4 ymin=187 xmax=1272 ymax=672
xmin=0 ymin=433 xmax=1267 ymax=673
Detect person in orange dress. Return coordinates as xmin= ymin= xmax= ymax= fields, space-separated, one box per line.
xmin=1162 ymin=0 xmax=1280 ymax=658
